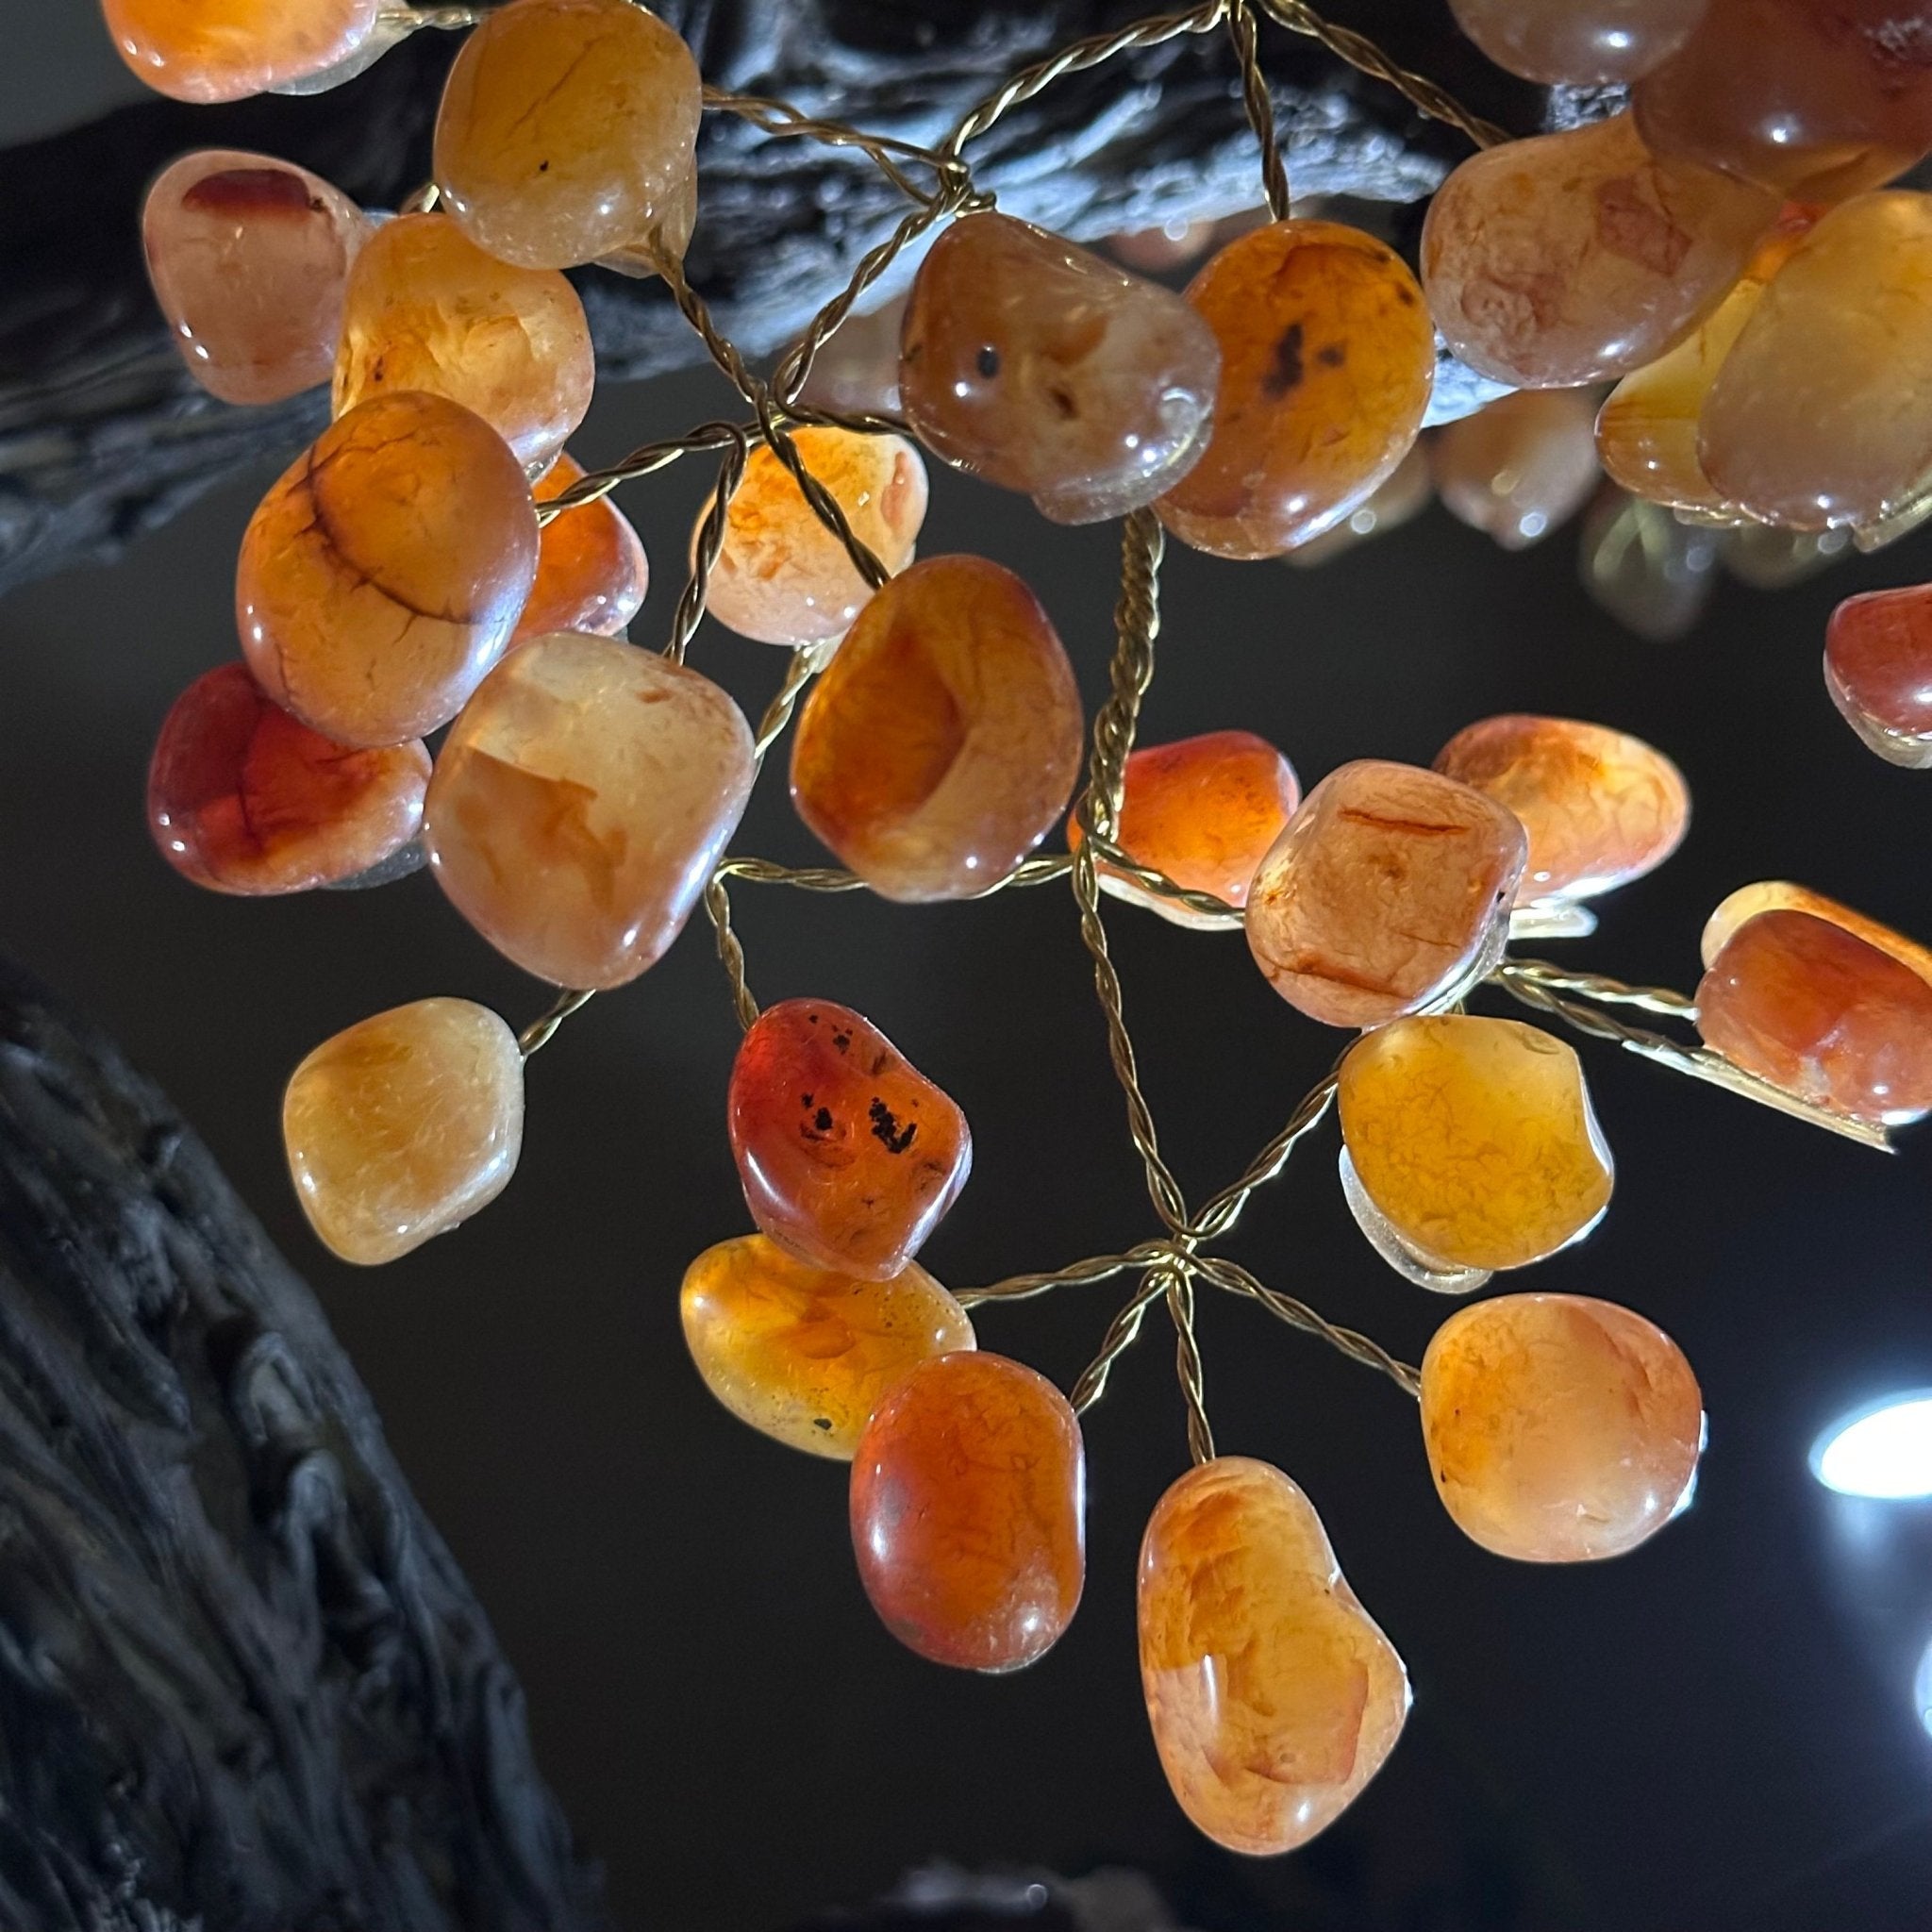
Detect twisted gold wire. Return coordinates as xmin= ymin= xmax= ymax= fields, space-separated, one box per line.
xmin=1164 ymin=1266 xmax=1217 ymax=1463
xmin=1229 ymin=0 xmax=1292 ymax=222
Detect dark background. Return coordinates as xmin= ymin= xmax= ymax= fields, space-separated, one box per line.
xmin=8 ymin=8 xmax=1932 ymax=1930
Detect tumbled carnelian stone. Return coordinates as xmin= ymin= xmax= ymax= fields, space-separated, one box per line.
xmin=728 ymin=999 xmax=972 ymax=1281
xmin=680 ymin=1234 xmax=974 ymax=1458
xmin=425 ymin=632 xmax=755 ymax=989
xmin=1432 ymin=390 xmax=1601 ymax=550
xmin=707 ymin=426 xmax=927 ymax=645
xmin=1702 ymin=883 xmax=1932 ymax=989
xmin=1423 ymin=112 xmax=1779 ymax=391
xmin=850 ymin=1351 xmax=1085 ymax=1673
xmin=284 ymin=997 xmax=525 ymax=1265
xmin=516 ymin=455 xmax=650 ymax=644
xmin=1697 ymin=908 xmax=1932 ymax=1122
xmin=899 ymin=211 xmax=1220 ymax=525
xmin=1246 ymin=759 xmax=1527 ymax=1028
xmin=1826 ymin=585 xmax=1932 ymax=766
xmin=333 ymin=211 xmax=595 ymax=475
xmin=1450 ymin=0 xmax=1707 ymax=85
xmin=1069 ymin=730 xmax=1300 ymax=930
xmin=1340 ymin=1016 xmax=1613 ymax=1273
xmin=237 ymin=391 xmax=539 ymax=747
xmin=148 ymin=662 xmax=428 ymax=894
xmin=1157 ymin=220 xmax=1434 ymax=558
xmin=434 ymin=0 xmax=702 ymax=271
xmin=103 ymin=0 xmax=379 ymax=102
xmin=143 ymin=149 xmax=369 ymax=406
xmin=1139 ymin=1457 xmax=1408 ymax=1857
xmin=1420 ymin=1292 xmax=1704 ymax=1561
xmin=790 ymin=555 xmax=1083 ymax=902
xmin=1433 ymin=714 xmax=1689 ymax=905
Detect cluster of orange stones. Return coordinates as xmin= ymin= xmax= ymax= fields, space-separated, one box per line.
xmin=117 ymin=0 xmax=1932 ymax=1859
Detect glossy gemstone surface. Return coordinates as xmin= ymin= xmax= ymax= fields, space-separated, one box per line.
xmin=1450 ymin=0 xmax=1707 ymax=84
xmin=143 ymin=149 xmax=368 ymax=405
xmin=1245 ymin=760 xmax=1527 ymax=1028
xmin=434 ymin=0 xmax=702 ymax=270
xmin=1340 ymin=1016 xmax=1613 ymax=1273
xmin=1422 ymin=111 xmax=1778 ymax=390
xmin=237 ymin=391 xmax=539 ymax=747
xmin=707 ymin=426 xmax=927 ymax=644
xmin=1432 ymin=389 xmax=1602 ymax=550
xmin=1701 ymin=883 xmax=1932 ymax=987
xmin=727 ymin=999 xmax=972 ymax=1280
xmin=283 ymin=997 xmax=525 ymax=1265
xmin=1139 ymin=1457 xmax=1408 ymax=1856
xmin=790 ymin=556 xmax=1083 ymax=901
xmin=148 ymin=663 xmax=428 ymax=894
xmin=900 ymin=211 xmax=1220 ymax=524
xmin=104 ymin=0 xmax=379 ymax=101
xmin=851 ymin=1352 xmax=1085 ymax=1673
xmin=516 ymin=454 xmax=650 ymax=643
xmin=333 ymin=211 xmax=595 ymax=474
xmin=1157 ymin=221 xmax=1434 ymax=558
xmin=1433 ymin=713 xmax=1689 ymax=904
xmin=1826 ymin=584 xmax=1932 ymax=764
xmin=425 ymin=632 xmax=755 ymax=989
xmin=680 ymin=1234 xmax=974 ymax=1458
xmin=1420 ymin=1292 xmax=1705 ymax=1561
xmin=1696 ymin=908 xmax=1932 ymax=1122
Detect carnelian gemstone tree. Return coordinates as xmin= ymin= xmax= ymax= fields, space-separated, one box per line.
xmin=850 ymin=1352 xmax=1085 ymax=1673
xmin=516 ymin=456 xmax=651 ymax=644
xmin=102 ymin=0 xmax=379 ymax=101
xmin=727 ymin=1000 xmax=972 ymax=1280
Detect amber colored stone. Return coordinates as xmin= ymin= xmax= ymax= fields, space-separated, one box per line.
xmin=425 ymin=632 xmax=755 ymax=989
xmin=515 ymin=454 xmax=650 ymax=644
xmin=1068 ymin=731 xmax=1300 ymax=931
xmin=1284 ymin=441 xmax=1435 ymax=567
xmin=1432 ymin=390 xmax=1601 ymax=550
xmin=707 ymin=427 xmax=928 ymax=645
xmin=333 ymin=211 xmax=594 ymax=474
xmin=1433 ymin=714 xmax=1689 ymax=905
xmin=1634 ymin=0 xmax=1932 ymax=203
xmin=1699 ymin=193 xmax=1932 ymax=531
xmin=790 ymin=556 xmax=1082 ymax=902
xmin=1340 ymin=1016 xmax=1613 ymax=1273
xmin=142 ymin=150 xmax=368 ymax=406
xmin=899 ymin=212 xmax=1220 ymax=525
xmin=1722 ymin=524 xmax=1854 ymax=590
xmin=1579 ymin=487 xmax=1722 ymax=641
xmin=103 ymin=0 xmax=379 ymax=101
xmin=1826 ymin=584 xmax=1932 ymax=764
xmin=237 ymin=391 xmax=539 ymax=747
xmin=727 ymin=999 xmax=972 ymax=1280
xmin=680 ymin=1234 xmax=974 ymax=1458
xmin=434 ymin=0 xmax=701 ymax=271
xmin=147 ymin=663 xmax=427 ymax=895
xmin=850 ymin=1352 xmax=1085 ymax=1673
xmin=1422 ymin=112 xmax=1779 ymax=391
xmin=1156 ymin=221 xmax=1434 ymax=558
xmin=1697 ymin=909 xmax=1932 ymax=1122
xmin=793 ymin=293 xmax=908 ymax=420
xmin=283 ymin=997 xmax=525 ymax=1265
xmin=1701 ymin=882 xmax=1932 ymax=989
xmin=1139 ymin=1457 xmax=1408 ymax=1856
xmin=1420 ymin=1292 xmax=1704 ymax=1561
xmin=1450 ymin=0 xmax=1707 ymax=84
xmin=1245 ymin=760 xmax=1527 ymax=1028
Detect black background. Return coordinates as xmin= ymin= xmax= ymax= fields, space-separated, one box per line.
xmin=8 ymin=9 xmax=1932 ymax=1930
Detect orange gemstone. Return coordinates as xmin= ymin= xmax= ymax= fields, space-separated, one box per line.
xmin=706 ymin=427 xmax=927 ymax=645
xmin=103 ymin=0 xmax=380 ymax=101
xmin=1433 ymin=714 xmax=1689 ymax=905
xmin=1156 ymin=220 xmax=1435 ymax=558
xmin=1422 ymin=111 xmax=1778 ymax=390
xmin=333 ymin=211 xmax=595 ymax=475
xmin=1826 ymin=584 xmax=1932 ymax=765
xmin=794 ymin=291 xmax=908 ymax=420
xmin=425 ymin=633 xmax=755 ymax=989
xmin=680 ymin=1234 xmax=974 ymax=1458
xmin=850 ymin=1351 xmax=1085 ymax=1673
xmin=142 ymin=150 xmax=369 ymax=405
xmin=236 ymin=391 xmax=539 ymax=747
xmin=1245 ymin=759 xmax=1527 ymax=1028
xmin=1449 ymin=0 xmax=1707 ymax=85
xmin=1138 ymin=1457 xmax=1408 ymax=1855
xmin=1702 ymin=882 xmax=1932 ymax=988
xmin=1070 ymin=730 xmax=1300 ymax=930
xmin=516 ymin=455 xmax=650 ymax=644
xmin=1420 ymin=1292 xmax=1705 ymax=1561
xmin=1283 ymin=440 xmax=1435 ymax=567
xmin=148 ymin=663 xmax=427 ymax=894
xmin=1432 ymin=390 xmax=1601 ymax=550
xmin=434 ymin=0 xmax=702 ymax=270
xmin=727 ymin=999 xmax=972 ymax=1280
xmin=899 ymin=211 xmax=1220 ymax=524
xmin=790 ymin=556 xmax=1083 ymax=901
xmin=1696 ymin=908 xmax=1932 ymax=1121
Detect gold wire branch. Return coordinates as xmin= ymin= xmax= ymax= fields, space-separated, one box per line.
xmin=1229 ymin=0 xmax=1292 ymax=223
